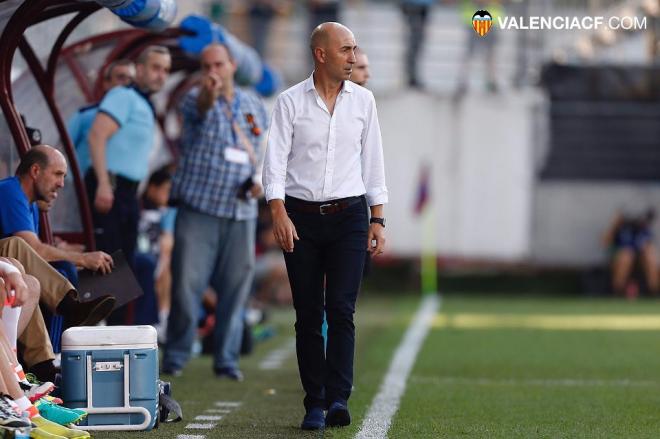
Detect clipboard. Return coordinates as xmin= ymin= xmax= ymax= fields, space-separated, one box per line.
xmin=77 ymin=250 xmax=143 ymax=309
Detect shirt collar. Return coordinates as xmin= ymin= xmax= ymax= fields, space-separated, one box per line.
xmin=129 ymin=83 xmax=156 ymax=115
xmin=304 ymin=73 xmax=316 ymax=92
xmin=129 ymin=83 xmax=152 ymax=100
xmin=216 ymin=87 xmax=242 ymax=107
xmin=305 ymin=72 xmax=353 ymax=94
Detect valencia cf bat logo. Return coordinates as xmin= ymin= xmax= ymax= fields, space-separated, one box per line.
xmin=472 ymin=10 xmax=493 ymax=37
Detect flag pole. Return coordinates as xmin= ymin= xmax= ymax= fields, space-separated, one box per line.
xmin=414 ymin=162 xmax=436 ymax=295
xmin=421 ymin=200 xmax=437 ymax=295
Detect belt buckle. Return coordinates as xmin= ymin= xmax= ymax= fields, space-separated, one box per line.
xmin=319 ymin=203 xmax=333 ymax=215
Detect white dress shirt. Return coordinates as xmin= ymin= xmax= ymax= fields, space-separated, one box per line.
xmin=262 ymin=73 xmax=388 ymax=206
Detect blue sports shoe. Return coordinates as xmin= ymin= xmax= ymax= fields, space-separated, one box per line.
xmin=325 ymin=401 xmax=351 ymax=427
xmin=300 ymin=407 xmax=324 ymax=430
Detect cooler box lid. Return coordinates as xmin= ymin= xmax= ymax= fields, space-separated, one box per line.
xmin=62 ymin=325 xmax=157 ymax=350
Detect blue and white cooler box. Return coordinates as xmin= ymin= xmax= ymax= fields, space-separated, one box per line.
xmin=61 ymin=326 xmax=159 ymax=431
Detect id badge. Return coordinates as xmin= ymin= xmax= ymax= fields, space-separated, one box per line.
xmin=224 ymin=147 xmax=250 ymax=165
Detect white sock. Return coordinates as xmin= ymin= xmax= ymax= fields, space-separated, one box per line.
xmin=1 ymin=306 xmax=21 ymax=351
xmin=158 ymin=309 xmax=169 ymax=325
xmin=0 ymin=261 xmax=22 ymax=351
xmin=15 ymin=396 xmax=30 ymax=412
xmin=157 ymin=309 xmax=169 ymax=344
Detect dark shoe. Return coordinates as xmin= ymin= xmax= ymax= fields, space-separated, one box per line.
xmin=61 ymin=295 xmax=116 ymax=328
xmin=325 ymin=401 xmax=350 ymax=427
xmin=214 ymin=367 xmax=244 ymax=382
xmin=301 ymin=407 xmax=324 ymax=430
xmin=27 ymin=360 xmax=60 ymax=384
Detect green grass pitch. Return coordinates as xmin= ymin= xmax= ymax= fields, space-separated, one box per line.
xmin=90 ymin=293 xmax=660 ymax=438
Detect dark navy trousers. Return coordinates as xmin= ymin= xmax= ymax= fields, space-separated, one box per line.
xmin=85 ymin=170 xmax=139 ymax=324
xmin=283 ymin=196 xmax=369 ymax=410
xmin=84 ymin=170 xmax=139 ymax=265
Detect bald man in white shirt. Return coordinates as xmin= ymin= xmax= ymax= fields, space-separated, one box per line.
xmin=263 ymin=22 xmax=388 ymax=430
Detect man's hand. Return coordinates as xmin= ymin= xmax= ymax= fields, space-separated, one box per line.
xmin=0 ymin=271 xmax=27 ymax=307
xmin=197 ymin=72 xmax=223 ymax=115
xmin=94 ymin=182 xmax=114 ymax=214
xmin=367 ymin=223 xmax=386 ymax=256
xmin=202 ymin=72 xmax=223 ymax=98
xmin=249 ymin=183 xmax=264 ymax=199
xmin=80 ymin=251 xmax=114 ymax=274
xmin=270 ymin=201 xmax=299 ymax=253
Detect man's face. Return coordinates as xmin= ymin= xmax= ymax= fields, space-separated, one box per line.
xmin=33 ymin=154 xmax=67 ymax=204
xmin=146 ymin=181 xmax=171 ymax=208
xmin=136 ymin=52 xmax=171 ymax=93
xmin=320 ymin=28 xmax=357 ymax=82
xmin=105 ymin=64 xmax=135 ymax=90
xmin=201 ymin=45 xmax=237 ymax=88
xmin=351 ymin=53 xmax=370 ymax=86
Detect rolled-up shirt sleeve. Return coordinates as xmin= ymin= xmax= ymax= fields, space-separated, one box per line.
xmin=178 ymin=89 xmax=204 ymax=154
xmin=252 ymin=95 xmax=271 ymax=186
xmin=263 ymin=94 xmax=293 ymax=202
xmin=180 ymin=88 xmax=201 ymax=123
xmin=361 ymin=92 xmax=388 ymax=206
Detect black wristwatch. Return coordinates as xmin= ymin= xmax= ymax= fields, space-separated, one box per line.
xmin=370 ymin=217 xmax=386 ymax=228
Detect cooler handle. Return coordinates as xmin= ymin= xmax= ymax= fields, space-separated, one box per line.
xmin=78 ymin=353 xmax=152 ymax=431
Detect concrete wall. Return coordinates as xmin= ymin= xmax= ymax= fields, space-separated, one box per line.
xmin=532 ymin=183 xmax=660 ymax=266
xmin=378 ymin=90 xmax=537 ymax=260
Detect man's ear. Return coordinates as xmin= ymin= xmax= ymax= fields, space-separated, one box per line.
xmin=29 ymin=164 xmax=40 ymax=179
xmin=314 ymin=47 xmax=325 ymax=64
xmin=135 ymin=63 xmax=145 ymax=80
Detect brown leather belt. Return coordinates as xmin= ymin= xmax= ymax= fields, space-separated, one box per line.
xmin=285 ymin=195 xmax=364 ymax=215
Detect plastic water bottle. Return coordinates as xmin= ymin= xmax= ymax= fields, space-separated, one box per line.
xmin=13 ymin=412 xmax=31 ymax=439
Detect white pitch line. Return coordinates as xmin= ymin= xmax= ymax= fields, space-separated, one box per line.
xmin=177 ymin=435 xmax=206 ymax=439
xmin=410 ymin=375 xmax=660 ymax=388
xmin=185 ymin=423 xmax=217 ymax=429
xmin=214 ymin=401 xmax=242 ymax=408
xmin=260 ymin=363 xmax=280 ymax=369
xmin=355 ymin=294 xmax=440 ymax=439
xmin=259 ymin=338 xmax=296 ymax=370
xmin=195 ymin=415 xmax=223 ymax=421
xmin=205 ymin=408 xmax=232 ymax=414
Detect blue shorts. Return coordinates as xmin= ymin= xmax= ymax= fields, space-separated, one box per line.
xmin=614 ymin=226 xmax=652 ymax=252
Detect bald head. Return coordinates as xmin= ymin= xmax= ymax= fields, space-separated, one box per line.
xmin=16 ymin=145 xmax=64 ymax=176
xmin=39 ymin=145 xmax=66 ymax=165
xmin=201 ymin=43 xmax=233 ymax=63
xmin=309 ymin=22 xmax=357 ymax=82
xmin=310 ymin=22 xmax=354 ymax=55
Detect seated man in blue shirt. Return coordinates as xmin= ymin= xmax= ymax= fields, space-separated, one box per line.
xmin=0 ymin=146 xmax=115 ymax=276
xmin=0 ymin=146 xmax=116 ymax=377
